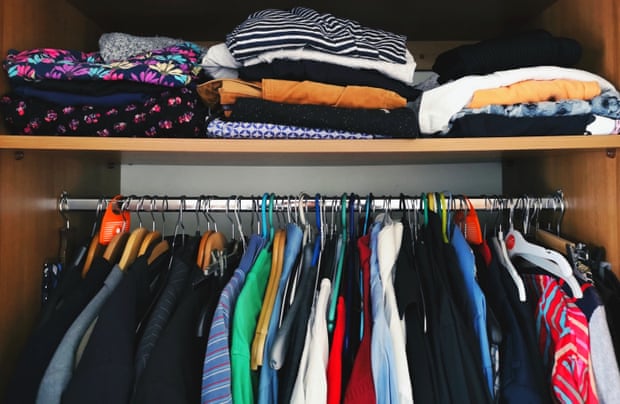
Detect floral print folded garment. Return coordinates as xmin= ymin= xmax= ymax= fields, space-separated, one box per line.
xmin=0 ymin=86 xmax=208 ymax=137
xmin=3 ymin=42 xmax=204 ymax=87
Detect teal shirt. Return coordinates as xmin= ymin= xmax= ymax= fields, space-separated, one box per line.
xmin=231 ymin=247 xmax=273 ymax=404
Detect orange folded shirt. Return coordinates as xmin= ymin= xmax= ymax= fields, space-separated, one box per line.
xmin=261 ymin=79 xmax=407 ymax=109
xmin=196 ymin=78 xmax=407 ymax=117
xmin=467 ymin=79 xmax=601 ymax=109
xmin=196 ymin=79 xmax=262 ymax=109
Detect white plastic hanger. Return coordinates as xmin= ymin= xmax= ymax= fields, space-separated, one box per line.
xmin=493 ymin=231 xmax=527 ymax=302
xmin=504 ymin=199 xmax=582 ymax=299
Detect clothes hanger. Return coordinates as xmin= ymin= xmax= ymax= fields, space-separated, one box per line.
xmin=251 ymin=227 xmax=285 ymax=370
xmin=147 ymin=239 xmax=170 ymax=266
xmin=196 ymin=196 xmax=215 ymax=268
xmin=439 ymin=192 xmax=450 ymax=243
xmin=114 ymin=196 xmax=149 ymax=271
xmin=82 ymin=197 xmax=106 ymax=277
xmin=118 ymin=227 xmax=149 ymax=271
xmin=328 ymin=193 xmax=347 ymax=332
xmin=138 ymin=196 xmax=162 ymax=256
xmin=103 ymin=231 xmax=130 ymax=265
xmin=487 ymin=196 xmax=527 ymax=302
xmin=504 ymin=197 xmax=583 ymax=299
xmin=101 ymin=196 xmax=131 ymax=266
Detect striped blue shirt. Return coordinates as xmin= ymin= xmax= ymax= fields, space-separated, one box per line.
xmin=201 ymin=235 xmax=264 ymax=404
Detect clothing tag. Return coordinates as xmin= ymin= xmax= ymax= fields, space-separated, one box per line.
xmin=99 ymin=195 xmax=130 ymax=245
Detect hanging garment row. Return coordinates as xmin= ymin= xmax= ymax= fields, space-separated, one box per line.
xmin=5 ymin=191 xmax=619 ymax=404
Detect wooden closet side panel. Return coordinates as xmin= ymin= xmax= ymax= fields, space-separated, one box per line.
xmin=504 ymin=0 xmax=620 ymax=273
xmin=534 ymin=0 xmax=619 ymax=84
xmin=503 ymin=152 xmax=619 ymax=273
xmin=0 ymin=0 xmax=101 ymax=127
xmin=0 ymin=150 xmax=119 ymax=393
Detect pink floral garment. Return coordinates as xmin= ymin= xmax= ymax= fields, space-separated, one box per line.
xmin=3 ymin=42 xmax=204 ymax=87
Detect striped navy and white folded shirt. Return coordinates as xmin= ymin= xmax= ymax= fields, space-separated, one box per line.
xmin=226 ymin=7 xmax=408 ymax=64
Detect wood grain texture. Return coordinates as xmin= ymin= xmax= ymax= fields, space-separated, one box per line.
xmin=0 ymin=150 xmax=119 ymax=393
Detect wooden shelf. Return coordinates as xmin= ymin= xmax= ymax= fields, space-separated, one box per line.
xmin=1 ymin=134 xmax=618 ymax=165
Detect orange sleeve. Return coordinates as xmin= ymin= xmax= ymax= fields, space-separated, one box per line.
xmin=467 ymin=79 xmax=601 ymax=109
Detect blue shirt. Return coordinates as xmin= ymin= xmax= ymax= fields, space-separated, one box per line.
xmin=201 ymin=235 xmax=263 ymax=404
xmin=451 ymin=227 xmax=493 ymax=397
xmin=257 ymin=223 xmax=303 ymax=404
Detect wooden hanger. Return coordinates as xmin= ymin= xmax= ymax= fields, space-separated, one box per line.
xmin=196 ymin=230 xmax=214 ymax=268
xmin=82 ymin=232 xmax=105 ymax=278
xmin=535 ymin=228 xmax=575 ymax=254
xmin=138 ymin=230 xmax=163 ymax=257
xmin=201 ymin=231 xmax=227 ymax=270
xmin=147 ymin=239 xmax=170 ymax=266
xmin=103 ymin=231 xmax=130 ymax=265
xmin=118 ymin=227 xmax=149 ymax=271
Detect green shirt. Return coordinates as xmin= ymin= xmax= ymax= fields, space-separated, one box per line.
xmin=231 ymin=247 xmax=273 ymax=404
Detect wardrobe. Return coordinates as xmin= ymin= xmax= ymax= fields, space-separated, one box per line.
xmin=1 ymin=0 xmax=620 ymax=396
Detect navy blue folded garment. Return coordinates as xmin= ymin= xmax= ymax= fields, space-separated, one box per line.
xmin=433 ymin=30 xmax=582 ymax=83
xmin=13 ymin=85 xmax=151 ymax=107
xmin=0 ymin=87 xmax=207 ymax=137
xmin=440 ymin=113 xmax=594 ymax=138
xmin=228 ymin=97 xmax=420 ymax=138
xmin=239 ymin=60 xmax=421 ymax=101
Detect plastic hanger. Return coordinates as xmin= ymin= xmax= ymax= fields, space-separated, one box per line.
xmin=439 ymin=192 xmax=449 ymax=243
xmin=363 ymin=193 xmax=372 ymax=235
xmin=504 ymin=199 xmax=583 ymax=299
xmin=251 ymin=227 xmax=285 ymax=369
xmin=328 ymin=193 xmax=347 ymax=332
xmin=485 ymin=196 xmax=525 ymax=302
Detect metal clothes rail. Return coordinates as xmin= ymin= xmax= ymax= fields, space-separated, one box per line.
xmin=58 ymin=192 xmax=565 ymax=214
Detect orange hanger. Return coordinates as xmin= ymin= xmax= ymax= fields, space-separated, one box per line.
xmin=201 ymin=231 xmax=228 ymax=270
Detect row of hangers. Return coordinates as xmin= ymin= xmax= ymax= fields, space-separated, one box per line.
xmin=57 ymin=191 xmax=589 ymax=299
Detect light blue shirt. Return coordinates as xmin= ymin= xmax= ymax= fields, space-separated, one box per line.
xmin=369 ymin=221 xmax=399 ymax=404
xmin=257 ymin=223 xmax=303 ymax=404
xmin=451 ymin=226 xmax=493 ymax=397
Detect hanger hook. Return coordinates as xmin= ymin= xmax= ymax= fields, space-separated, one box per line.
xmin=160 ymin=196 xmax=168 ymax=235
xmin=58 ymin=192 xmax=71 ymax=230
xmin=136 ymin=196 xmax=146 ymax=228
xmin=225 ymin=196 xmax=235 ymax=239
xmin=554 ymin=190 xmax=565 ymax=235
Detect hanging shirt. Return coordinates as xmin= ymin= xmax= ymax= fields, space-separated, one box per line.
xmin=230 ymin=244 xmax=274 ymax=404
xmin=450 ymin=226 xmax=493 ymax=397
xmin=257 ymin=223 xmax=303 ymax=404
xmin=327 ymin=296 xmax=346 ymax=404
xmin=344 ymin=234 xmax=376 ymax=404
xmin=565 ymin=282 xmax=620 ymax=404
xmin=369 ymin=220 xmax=399 ymax=404
xmin=36 ymin=265 xmax=125 ymax=404
xmin=377 ymin=219 xmax=414 ymax=404
xmin=291 ymin=278 xmax=332 ymax=404
xmin=527 ymin=274 xmax=599 ymax=404
xmin=201 ymin=234 xmax=264 ymax=404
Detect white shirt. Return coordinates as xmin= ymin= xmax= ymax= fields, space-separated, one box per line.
xmin=378 ymin=219 xmax=415 ymax=404
xmin=419 ymin=65 xmax=617 ymax=134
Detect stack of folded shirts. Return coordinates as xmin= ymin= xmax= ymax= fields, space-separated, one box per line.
xmin=0 ymin=33 xmax=209 ymax=137
xmin=199 ymin=7 xmax=422 ymax=139
xmin=418 ymin=30 xmax=620 ymax=137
